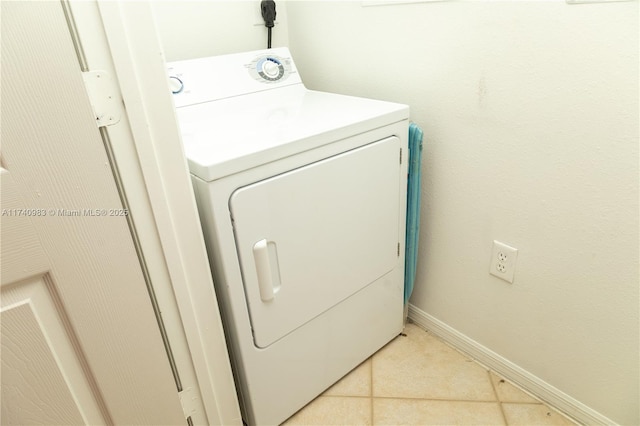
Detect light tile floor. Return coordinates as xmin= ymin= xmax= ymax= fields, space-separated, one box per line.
xmin=282 ymin=323 xmax=579 ymax=425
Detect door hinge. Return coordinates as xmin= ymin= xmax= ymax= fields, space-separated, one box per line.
xmin=397 ymin=242 xmax=400 ymax=257
xmin=399 ymin=148 xmax=403 ymax=164
xmin=178 ymin=387 xmax=199 ymax=420
xmin=81 ymin=70 xmax=121 ymax=127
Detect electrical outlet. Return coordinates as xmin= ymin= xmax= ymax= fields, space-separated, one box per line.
xmin=490 ymin=240 xmax=518 ymax=283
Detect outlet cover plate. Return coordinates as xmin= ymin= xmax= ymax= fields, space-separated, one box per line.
xmin=490 ymin=240 xmax=518 ymax=283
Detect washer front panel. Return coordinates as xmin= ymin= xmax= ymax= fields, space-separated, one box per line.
xmin=230 ymin=136 xmax=401 ymax=348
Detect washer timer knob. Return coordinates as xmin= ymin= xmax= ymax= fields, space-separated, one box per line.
xmin=262 ymin=60 xmax=280 ymax=78
xmin=250 ymin=55 xmax=288 ymax=83
xmin=168 ymin=76 xmax=184 ymax=94
xmin=248 ymin=54 xmax=292 ymax=83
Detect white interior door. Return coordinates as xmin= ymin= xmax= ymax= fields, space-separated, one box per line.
xmin=0 ymin=2 xmax=185 ymax=424
xmin=230 ymin=137 xmax=401 ymax=348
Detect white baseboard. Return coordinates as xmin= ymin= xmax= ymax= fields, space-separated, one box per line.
xmin=407 ymin=303 xmax=616 ymax=426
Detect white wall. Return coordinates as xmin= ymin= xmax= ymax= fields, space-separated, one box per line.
xmin=286 ymin=1 xmax=638 ymax=424
xmin=152 ymin=0 xmax=289 ymax=61
xmin=151 ymin=1 xmax=639 ymax=424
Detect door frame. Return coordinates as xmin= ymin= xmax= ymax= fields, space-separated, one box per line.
xmin=67 ymin=1 xmax=242 ymax=424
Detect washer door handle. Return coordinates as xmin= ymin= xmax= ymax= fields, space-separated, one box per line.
xmin=253 ymin=239 xmax=281 ymax=302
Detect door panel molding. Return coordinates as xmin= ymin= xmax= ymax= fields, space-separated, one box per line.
xmin=1 ymin=274 xmax=108 ymax=425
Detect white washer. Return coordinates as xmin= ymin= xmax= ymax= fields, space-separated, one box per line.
xmin=168 ymin=48 xmax=409 ymax=425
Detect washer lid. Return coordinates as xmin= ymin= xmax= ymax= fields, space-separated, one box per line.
xmin=175 ymin=85 xmax=409 ymax=182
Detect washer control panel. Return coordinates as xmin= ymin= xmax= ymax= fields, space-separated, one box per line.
xmin=167 ymin=47 xmax=302 ymax=108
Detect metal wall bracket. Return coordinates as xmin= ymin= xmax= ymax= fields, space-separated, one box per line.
xmin=81 ymin=70 xmax=121 ymax=127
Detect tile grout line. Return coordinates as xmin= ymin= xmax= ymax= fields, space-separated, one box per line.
xmin=488 ymin=369 xmax=510 ymax=425
xmin=370 ymin=395 xmax=529 ymax=404
xmin=369 ymin=355 xmax=374 ymax=425
xmin=322 ymin=393 xmax=547 ymax=405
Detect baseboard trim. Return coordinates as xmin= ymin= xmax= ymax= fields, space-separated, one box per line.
xmin=407 ymin=303 xmax=616 ymax=426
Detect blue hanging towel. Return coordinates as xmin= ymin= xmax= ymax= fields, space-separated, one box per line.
xmin=405 ymin=122 xmax=423 ymax=304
